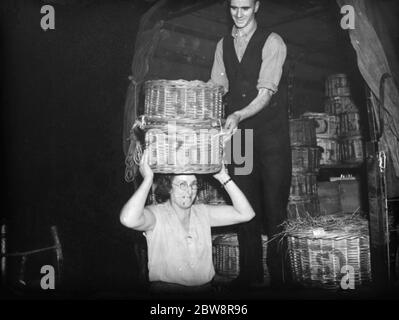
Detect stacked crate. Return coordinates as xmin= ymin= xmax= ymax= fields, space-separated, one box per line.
xmin=324 ymin=74 xmax=365 ymax=164
xmin=314 ymin=73 xmax=364 ymax=215
xmin=300 ymin=112 xmax=342 ymax=215
xmin=301 ymin=112 xmax=340 ymax=166
xmin=288 ymin=118 xmax=321 ymax=219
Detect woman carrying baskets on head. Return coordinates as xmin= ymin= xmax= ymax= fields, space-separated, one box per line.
xmin=120 ymin=150 xmax=255 ymax=294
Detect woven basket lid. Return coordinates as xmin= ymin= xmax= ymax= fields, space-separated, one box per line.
xmin=341 ymin=135 xmax=363 ymax=141
xmin=327 ymin=73 xmax=348 ymax=79
xmin=287 ymin=213 xmax=369 ymax=240
xmin=302 ymin=112 xmax=329 ymax=118
xmin=138 ymin=116 xmax=225 ymax=130
xmin=145 ymin=79 xmax=224 ymax=91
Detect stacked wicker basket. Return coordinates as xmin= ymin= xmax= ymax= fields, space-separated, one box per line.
xmin=324 ymin=74 xmax=365 ymax=164
xmin=144 ymin=80 xmax=226 ymax=174
xmin=288 ymin=118 xmax=321 ymax=219
xmin=212 ymin=233 xmax=270 ymax=283
xmin=301 ymin=112 xmax=341 ymax=166
xmin=284 ymin=74 xmax=371 ymax=290
xmin=125 ymin=79 xmax=225 ymax=180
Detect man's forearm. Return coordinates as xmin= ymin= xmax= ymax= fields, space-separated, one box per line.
xmin=234 ymin=88 xmax=273 ymax=122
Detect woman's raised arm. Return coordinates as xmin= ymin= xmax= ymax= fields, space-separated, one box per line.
xmin=120 ymin=151 xmax=156 ymax=231
xmin=207 ymin=165 xmax=255 ymax=227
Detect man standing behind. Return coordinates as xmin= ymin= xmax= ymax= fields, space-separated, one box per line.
xmin=210 ymin=0 xmax=292 ymax=289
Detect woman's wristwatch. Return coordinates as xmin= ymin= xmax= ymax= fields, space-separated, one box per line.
xmin=221 ymin=177 xmax=232 ymax=187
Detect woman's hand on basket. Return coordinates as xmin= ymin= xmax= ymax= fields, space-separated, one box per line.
xmin=139 ymin=150 xmax=154 ymax=181
xmin=213 ymin=163 xmax=230 ymax=184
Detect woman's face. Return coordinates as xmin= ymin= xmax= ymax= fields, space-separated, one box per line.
xmin=169 ymin=175 xmax=198 ymax=209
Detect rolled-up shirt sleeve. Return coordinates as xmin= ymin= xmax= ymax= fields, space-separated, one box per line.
xmin=210 ymin=39 xmax=229 ymax=93
xmin=257 ymin=32 xmax=287 ymax=94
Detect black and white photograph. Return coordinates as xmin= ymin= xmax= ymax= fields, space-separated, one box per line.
xmin=1 ymin=0 xmax=399 ymax=308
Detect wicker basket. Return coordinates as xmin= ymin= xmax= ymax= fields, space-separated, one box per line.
xmin=317 ymin=137 xmax=341 ymax=166
xmin=212 ymin=233 xmax=269 ymax=280
xmin=287 ymin=196 xmax=321 ymax=220
xmin=287 ymin=214 xmax=372 ymax=290
xmin=141 ymin=117 xmax=225 ymax=174
xmin=301 ymin=112 xmax=340 ymax=139
xmin=289 ymin=173 xmax=318 ymax=201
xmin=196 ymin=177 xmax=228 ymax=205
xmin=339 ymin=112 xmax=361 ymax=137
xmin=291 ymin=147 xmax=320 ymax=174
xmin=144 ymin=79 xmax=224 ymax=120
xmin=324 ymin=96 xmax=359 ymax=115
xmin=325 ymin=74 xmax=351 ymax=97
xmin=289 ymin=118 xmax=317 ymax=147
xmin=340 ymin=135 xmax=364 ymax=164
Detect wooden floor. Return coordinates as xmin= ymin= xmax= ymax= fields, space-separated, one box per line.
xmin=3 ymin=270 xmax=399 ymax=300
xmin=88 ymin=281 xmax=399 ymax=301
xmin=3 ymin=280 xmax=399 ymax=300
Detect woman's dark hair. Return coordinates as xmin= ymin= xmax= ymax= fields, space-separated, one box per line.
xmin=153 ymin=174 xmax=174 ymax=203
xmin=153 ymin=174 xmax=201 ymax=203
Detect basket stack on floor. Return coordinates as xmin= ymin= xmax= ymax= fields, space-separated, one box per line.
xmin=323 ymin=73 xmax=365 ymax=165
xmin=283 ymin=74 xmax=371 ymax=291
xmin=212 ymin=233 xmax=270 ymax=284
xmin=288 ymin=118 xmax=321 ymax=219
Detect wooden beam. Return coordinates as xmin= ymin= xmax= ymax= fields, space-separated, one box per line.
xmin=163 ymin=21 xmax=345 ymax=64
xmin=154 ymin=47 xmax=210 ymax=69
xmin=190 ymin=1 xmax=330 ymax=27
xmin=161 ymin=22 xmax=345 ymax=71
xmin=259 ymin=6 xmax=326 ymax=29
xmin=138 ymin=0 xmax=168 ymax=31
xmin=191 ymin=11 xmax=229 ymax=26
xmin=164 ymin=0 xmax=219 ymax=21
xmin=163 ymin=21 xmax=221 ymax=41
xmin=264 ymin=0 xmax=331 ymax=12
xmin=153 ymin=47 xmax=322 ymax=91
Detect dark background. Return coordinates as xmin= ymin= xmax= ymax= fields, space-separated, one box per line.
xmin=1 ymin=0 xmax=154 ymax=297
xmin=2 ymin=0 xmax=398 ymax=299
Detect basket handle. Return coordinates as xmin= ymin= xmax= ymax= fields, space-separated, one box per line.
xmin=124 ymin=116 xmax=147 ymax=182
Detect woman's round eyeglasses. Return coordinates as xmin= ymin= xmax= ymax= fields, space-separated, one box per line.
xmin=172 ymin=181 xmax=198 ymax=192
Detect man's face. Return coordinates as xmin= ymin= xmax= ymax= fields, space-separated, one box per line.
xmin=229 ymin=0 xmax=259 ymax=29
